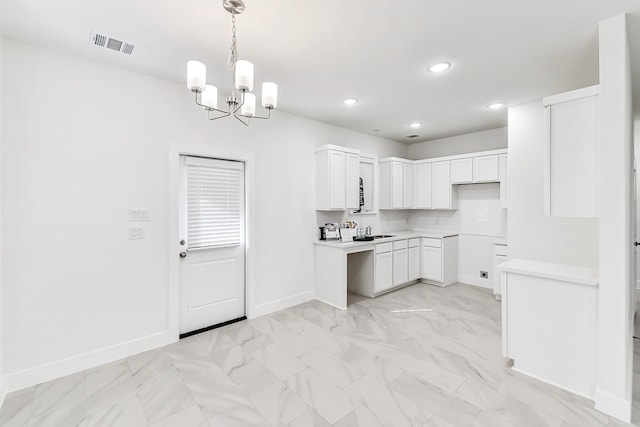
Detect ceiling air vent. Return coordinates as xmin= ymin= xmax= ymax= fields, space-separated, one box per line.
xmin=90 ymin=31 xmax=135 ymax=55
xmin=406 ymin=134 xmax=419 ymax=139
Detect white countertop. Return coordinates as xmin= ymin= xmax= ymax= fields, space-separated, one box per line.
xmin=499 ymin=258 xmax=598 ymax=287
xmin=314 ymin=229 xmax=459 ymax=248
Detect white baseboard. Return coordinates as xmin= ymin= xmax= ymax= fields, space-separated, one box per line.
xmin=249 ymin=290 xmax=315 ymax=319
xmin=5 ymin=330 xmax=176 ymax=393
xmin=458 ymin=274 xmax=494 ymax=289
xmin=511 ymin=366 xmax=594 ymax=400
xmin=594 ymin=387 xmax=632 ymax=423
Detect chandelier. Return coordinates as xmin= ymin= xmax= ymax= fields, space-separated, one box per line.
xmin=186 ymin=0 xmax=278 ymax=125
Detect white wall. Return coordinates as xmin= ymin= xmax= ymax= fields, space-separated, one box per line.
xmin=0 ymin=39 xmax=407 ymax=390
xmin=507 ymin=101 xmax=599 ymax=267
xmin=0 ymin=33 xmax=5 ymax=403
xmin=407 ymin=127 xmax=507 ymax=160
xmin=595 ymin=14 xmax=634 ymax=422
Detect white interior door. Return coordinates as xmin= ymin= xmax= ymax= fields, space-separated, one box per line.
xmin=179 ymin=155 xmax=245 ymax=335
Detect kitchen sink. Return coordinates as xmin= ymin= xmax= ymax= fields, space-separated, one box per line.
xmin=373 ymin=234 xmax=396 ymax=239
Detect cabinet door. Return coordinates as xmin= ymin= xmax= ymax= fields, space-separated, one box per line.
xmin=403 ymin=163 xmax=414 ymax=209
xmin=451 ymin=158 xmax=473 ymax=184
xmin=392 ymin=162 xmax=404 ymax=209
xmin=345 ymin=153 xmax=360 ymax=210
xmin=422 ymin=246 xmax=443 ymax=282
xmin=393 ymin=248 xmax=408 ymax=286
xmin=408 ymin=246 xmax=420 ymax=281
xmin=328 ymin=151 xmax=346 ymax=209
xmin=374 ymin=251 xmax=393 ymax=293
xmin=415 ymin=163 xmax=432 ymax=209
xmin=499 ymin=154 xmax=507 ymax=209
xmin=473 ymin=155 xmax=499 ymax=182
xmin=546 ymin=92 xmax=598 ymax=217
xmin=432 ymin=161 xmax=451 ymax=209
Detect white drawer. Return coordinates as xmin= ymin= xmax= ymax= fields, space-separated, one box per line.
xmin=422 ymin=237 xmax=442 ymax=248
xmin=408 ymin=238 xmax=420 ymax=248
xmin=393 ymin=240 xmax=408 ymax=250
xmin=376 ymin=242 xmax=392 ymax=253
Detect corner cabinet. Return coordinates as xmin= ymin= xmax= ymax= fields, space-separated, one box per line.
xmin=432 ymin=161 xmax=455 ymax=209
xmin=315 ymin=145 xmax=360 ymax=210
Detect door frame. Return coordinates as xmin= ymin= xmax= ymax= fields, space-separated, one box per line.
xmin=169 ymin=143 xmax=256 ymax=339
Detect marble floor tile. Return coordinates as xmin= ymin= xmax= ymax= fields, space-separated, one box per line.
xmin=346 ymin=374 xmax=434 ymax=427
xmin=30 ymin=372 xmax=86 ymax=418
xmin=285 ymin=409 xmax=333 ymax=427
xmin=0 ymin=389 xmax=34 ymax=427
xmin=332 ymin=405 xmax=385 ymax=427
xmin=84 ymin=397 xmax=148 ymax=427
xmin=300 ymin=347 xmax=364 ymax=388
xmin=285 ymin=368 xmax=356 ymax=424
xmin=454 ymin=377 xmax=563 ymax=427
xmin=251 ymin=341 xmax=307 ymax=381
xmin=243 ymin=370 xmax=308 ymax=426
xmin=5 ymin=282 xmax=637 ymax=427
xmin=388 ymin=373 xmax=479 ymax=426
xmin=137 ymin=367 xmax=196 ymax=424
xmin=149 ymin=404 xmax=208 ymax=427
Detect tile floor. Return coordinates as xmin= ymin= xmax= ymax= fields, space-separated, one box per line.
xmin=0 ymin=282 xmax=638 ymax=426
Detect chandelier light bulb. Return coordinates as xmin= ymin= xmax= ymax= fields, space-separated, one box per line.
xmin=235 ymin=60 xmax=254 ymax=91
xmin=262 ymin=82 xmax=278 ymax=109
xmin=201 ymin=85 xmax=218 ymax=110
xmin=187 ymin=60 xmax=206 ymax=93
xmin=241 ymin=93 xmax=256 ymax=117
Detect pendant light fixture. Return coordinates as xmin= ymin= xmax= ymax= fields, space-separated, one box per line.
xmin=186 ymin=0 xmax=278 ymax=125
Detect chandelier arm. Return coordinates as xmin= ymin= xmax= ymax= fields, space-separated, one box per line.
xmin=232 ymin=113 xmax=250 ymax=126
xmin=194 ymin=92 xmax=230 ymax=116
xmin=239 ymin=107 xmax=272 ymax=120
xmin=207 ymin=109 xmax=232 ymax=121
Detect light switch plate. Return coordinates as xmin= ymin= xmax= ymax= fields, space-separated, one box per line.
xmin=129 ymin=209 xmax=150 ymax=222
xmin=129 ymin=226 xmax=144 ymax=240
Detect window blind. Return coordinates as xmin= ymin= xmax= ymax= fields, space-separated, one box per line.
xmin=184 ymin=156 xmax=244 ymax=249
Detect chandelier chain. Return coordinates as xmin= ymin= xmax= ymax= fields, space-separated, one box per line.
xmin=228 ymin=12 xmax=238 ymax=73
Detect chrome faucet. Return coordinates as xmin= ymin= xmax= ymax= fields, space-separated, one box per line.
xmin=365 ymin=225 xmax=373 ymax=236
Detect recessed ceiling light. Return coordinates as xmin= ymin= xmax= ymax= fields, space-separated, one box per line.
xmin=410 ymin=122 xmax=422 ymax=129
xmin=342 ymin=98 xmax=359 ymax=105
xmin=428 ymin=62 xmax=451 ymax=73
xmin=487 ymin=102 xmax=505 ymax=110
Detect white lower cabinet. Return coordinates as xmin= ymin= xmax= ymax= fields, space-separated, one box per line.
xmin=422 ymin=246 xmax=443 ymax=282
xmin=374 ymin=244 xmax=393 ymax=293
xmin=392 ymin=240 xmax=409 ymax=286
xmin=408 ymin=245 xmax=420 ymax=281
xmin=421 ymin=236 xmax=458 ymax=286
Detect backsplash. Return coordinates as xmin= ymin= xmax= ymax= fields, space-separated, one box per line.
xmin=316 ymin=209 xmax=408 ymax=236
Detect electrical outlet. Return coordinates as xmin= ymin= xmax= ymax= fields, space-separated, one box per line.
xmin=480 ymin=271 xmax=488 ymax=279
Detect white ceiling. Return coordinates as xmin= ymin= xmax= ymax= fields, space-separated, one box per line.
xmin=1 ymin=0 xmax=640 ymax=143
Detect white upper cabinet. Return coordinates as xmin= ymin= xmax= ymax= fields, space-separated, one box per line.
xmin=403 ymin=163 xmax=414 ymax=209
xmin=473 ymin=155 xmax=499 ymax=182
xmin=379 ymin=158 xmax=414 ymax=209
xmin=499 ymin=153 xmax=508 ymax=209
xmin=432 ymin=161 xmax=455 ymax=209
xmin=315 ymin=145 xmax=360 ymax=210
xmin=451 ymin=158 xmax=473 ymax=184
xmin=414 ymin=162 xmax=433 ymax=209
xmin=345 ymin=153 xmax=360 ymax=210
xmin=543 ymin=85 xmax=598 ymax=218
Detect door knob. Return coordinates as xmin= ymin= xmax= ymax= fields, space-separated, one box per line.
xmin=179 ymin=251 xmax=187 ymax=258
xmin=180 ymin=240 xmax=186 ymax=246
xmin=635 ymin=242 xmax=640 ymax=247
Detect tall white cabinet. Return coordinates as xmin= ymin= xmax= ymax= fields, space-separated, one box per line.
xmin=315 ymin=145 xmax=360 ymax=210
xmin=543 ymin=85 xmax=599 ymax=218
